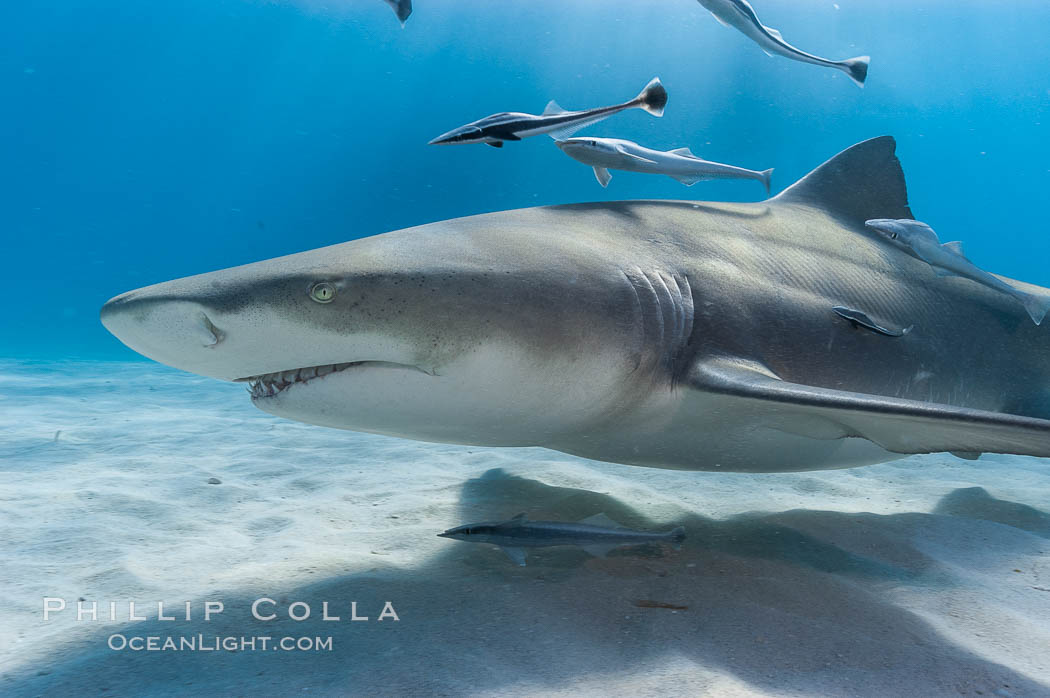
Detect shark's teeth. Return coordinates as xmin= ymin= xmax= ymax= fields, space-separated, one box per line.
xmin=244 ymin=362 xmax=360 ymax=400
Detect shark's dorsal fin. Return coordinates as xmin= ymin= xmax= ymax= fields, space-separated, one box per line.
xmin=942 ymin=240 xmax=966 ymax=258
xmin=773 ymin=136 xmax=913 ymax=225
xmin=543 ymin=100 xmax=568 ymax=116
xmin=669 ymin=147 xmax=696 ymax=158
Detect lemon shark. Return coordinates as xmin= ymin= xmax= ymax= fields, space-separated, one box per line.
xmin=100 ymin=137 xmax=1050 ymax=473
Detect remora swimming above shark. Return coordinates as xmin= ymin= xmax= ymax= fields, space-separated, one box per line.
xmin=697 ymin=0 xmax=869 ymax=87
xmin=555 ymin=136 xmax=773 ymax=190
xmin=428 ymin=78 xmax=667 ymax=147
xmin=100 ymin=137 xmax=1050 ymax=473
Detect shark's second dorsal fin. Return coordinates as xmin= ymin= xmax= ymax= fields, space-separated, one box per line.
xmin=669 ymin=147 xmax=695 ymax=157
xmin=772 ymin=136 xmax=913 ymax=225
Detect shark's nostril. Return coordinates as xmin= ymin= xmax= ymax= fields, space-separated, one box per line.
xmin=196 ymin=312 xmax=224 ymax=347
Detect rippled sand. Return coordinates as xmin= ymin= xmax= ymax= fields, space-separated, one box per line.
xmin=1 ymin=360 xmax=1048 ymax=696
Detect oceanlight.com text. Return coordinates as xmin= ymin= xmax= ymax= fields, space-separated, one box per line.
xmin=107 ymin=634 xmax=334 ymax=652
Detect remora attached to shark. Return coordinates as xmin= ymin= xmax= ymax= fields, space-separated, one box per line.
xmin=428 ymin=78 xmax=667 ymax=147
xmin=101 ymin=137 xmax=1050 ymax=473
xmin=438 ymin=513 xmax=686 ymax=566
xmin=697 ymin=0 xmax=869 ymax=87
xmin=865 ymin=218 xmax=1050 ymax=326
xmin=555 ymin=136 xmax=772 ymax=190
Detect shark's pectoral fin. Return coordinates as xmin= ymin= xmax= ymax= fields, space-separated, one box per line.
xmin=593 ymin=166 xmax=612 ymax=187
xmin=690 ymin=358 xmax=1050 ymax=458
xmin=500 ymin=546 xmax=528 ymax=566
xmin=486 ymin=141 xmax=504 ymax=148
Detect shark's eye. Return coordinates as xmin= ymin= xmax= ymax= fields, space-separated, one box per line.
xmin=310 ymin=282 xmax=336 ymax=304
xmin=891 ymin=232 xmax=898 ymax=240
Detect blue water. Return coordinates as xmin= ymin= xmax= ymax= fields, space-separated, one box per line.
xmin=5 ymin=0 xmax=1050 ymax=358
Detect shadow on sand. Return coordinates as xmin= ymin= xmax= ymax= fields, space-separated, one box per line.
xmin=7 ymin=470 xmax=1048 ymax=696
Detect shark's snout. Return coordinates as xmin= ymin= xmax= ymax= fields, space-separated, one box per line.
xmin=101 ymin=290 xmax=233 ymax=376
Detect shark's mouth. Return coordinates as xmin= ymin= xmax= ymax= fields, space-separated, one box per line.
xmin=240 ymin=361 xmax=427 ymax=400
xmin=241 ymin=362 xmax=359 ymax=399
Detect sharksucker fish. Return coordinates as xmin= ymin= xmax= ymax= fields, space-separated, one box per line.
xmin=832 ymin=306 xmax=911 ymax=338
xmin=382 ymin=0 xmax=411 ymax=27
xmin=555 ymin=136 xmax=772 ymax=190
xmin=438 ymin=513 xmax=686 ymax=566
xmin=865 ymin=218 xmax=1050 ymax=326
xmin=100 ymin=136 xmax=1050 ymax=473
xmin=428 ymin=78 xmax=667 ymax=147
xmin=697 ymin=0 xmax=869 ymax=87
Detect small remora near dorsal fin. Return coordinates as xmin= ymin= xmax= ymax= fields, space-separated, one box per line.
xmin=543 ymin=100 xmax=568 ymax=116
xmin=580 ymin=512 xmax=622 ymax=528
xmin=669 ymin=147 xmax=696 ymax=158
xmin=772 ymin=136 xmax=913 ymax=225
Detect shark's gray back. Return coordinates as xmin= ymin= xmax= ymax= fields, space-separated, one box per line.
xmin=471 ymin=138 xmax=1049 ymax=470
xmin=548 ymin=138 xmax=1049 ymax=417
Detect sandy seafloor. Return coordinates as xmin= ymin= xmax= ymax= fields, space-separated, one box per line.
xmin=1 ymin=360 xmax=1048 ymax=697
